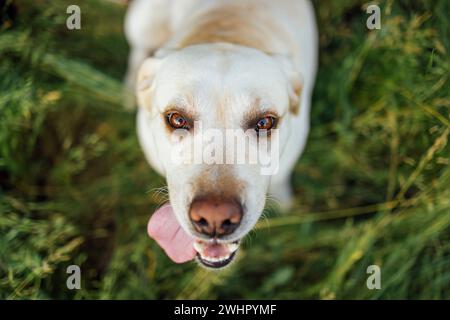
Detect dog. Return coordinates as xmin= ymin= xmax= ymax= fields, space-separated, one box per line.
xmin=124 ymin=0 xmax=318 ymax=269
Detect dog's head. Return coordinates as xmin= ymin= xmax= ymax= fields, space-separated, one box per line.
xmin=136 ymin=43 xmax=302 ymax=268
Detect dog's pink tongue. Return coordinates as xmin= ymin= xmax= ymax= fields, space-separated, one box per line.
xmin=147 ymin=205 xmax=196 ymax=263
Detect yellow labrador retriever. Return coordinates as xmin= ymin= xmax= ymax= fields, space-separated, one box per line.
xmin=124 ymin=0 xmax=318 ymax=268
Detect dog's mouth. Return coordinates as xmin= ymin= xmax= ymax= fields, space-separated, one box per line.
xmin=148 ymin=203 xmax=242 ymax=268
xmin=194 ymin=240 xmax=239 ymax=268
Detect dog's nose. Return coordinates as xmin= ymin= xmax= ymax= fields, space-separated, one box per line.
xmin=189 ymin=197 xmax=242 ymax=237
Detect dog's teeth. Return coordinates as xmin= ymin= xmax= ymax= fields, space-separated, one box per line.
xmin=202 ymin=254 xmax=231 ymax=263
xmin=195 ymin=241 xmax=238 ymax=264
xmin=227 ymin=243 xmax=238 ymax=252
xmin=204 ymin=256 xmax=216 ymax=262
xmin=217 ymin=255 xmax=229 ymax=262
xmin=193 ymin=241 xmax=205 ymax=253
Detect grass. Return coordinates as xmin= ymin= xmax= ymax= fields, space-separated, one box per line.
xmin=0 ymin=0 xmax=449 ymax=299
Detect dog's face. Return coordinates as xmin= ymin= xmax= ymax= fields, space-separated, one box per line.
xmin=137 ymin=43 xmax=301 ymax=268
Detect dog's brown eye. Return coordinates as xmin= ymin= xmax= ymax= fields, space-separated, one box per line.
xmin=255 ymin=116 xmax=276 ymax=132
xmin=166 ymin=112 xmax=190 ymax=129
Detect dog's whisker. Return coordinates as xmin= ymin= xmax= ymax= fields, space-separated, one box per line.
xmin=148 ymin=185 xmax=169 ymax=193
xmin=146 ymin=186 xmax=172 ymax=212
xmin=153 ymin=200 xmax=172 ymax=213
xmin=155 ymin=198 xmax=169 ymax=209
xmin=259 ymin=209 xmax=271 ymax=232
xmin=244 ymin=228 xmax=256 ymax=248
xmin=266 ymin=194 xmax=281 ymax=206
xmin=150 ymin=188 xmax=169 ymax=197
xmin=265 ymin=195 xmax=282 ymax=216
xmin=147 ymin=186 xmax=170 ymax=202
xmin=153 ymin=192 xmax=168 ymax=202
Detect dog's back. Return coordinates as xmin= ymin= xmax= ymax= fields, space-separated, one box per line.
xmin=125 ymin=0 xmax=318 ymax=94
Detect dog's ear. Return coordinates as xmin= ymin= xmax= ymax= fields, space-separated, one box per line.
xmin=136 ymin=57 xmax=162 ymax=111
xmin=273 ymin=55 xmax=303 ymax=115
